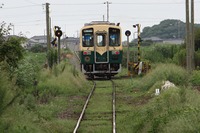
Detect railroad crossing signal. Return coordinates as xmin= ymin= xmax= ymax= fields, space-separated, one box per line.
xmin=125 ymin=25 xmax=151 ymax=76
xmin=55 ymin=29 xmax=62 ymax=38
xmin=125 ymin=30 xmax=131 ymax=37
xmin=53 ymin=26 xmax=63 ymax=63
xmin=54 ymin=26 xmax=63 ymax=38
xmin=125 ymin=30 xmax=131 ymax=75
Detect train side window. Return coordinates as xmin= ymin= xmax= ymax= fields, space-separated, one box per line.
xmin=109 ymin=28 xmax=120 ymax=46
xmin=97 ymin=34 xmax=106 ymax=47
xmin=82 ymin=29 xmax=93 ymax=47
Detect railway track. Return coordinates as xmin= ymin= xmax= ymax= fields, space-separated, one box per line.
xmin=73 ymin=79 xmax=116 ymax=133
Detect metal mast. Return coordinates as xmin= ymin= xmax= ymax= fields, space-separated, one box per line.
xmin=46 ymin=3 xmax=51 ymax=51
xmin=104 ymin=1 xmax=111 ymax=22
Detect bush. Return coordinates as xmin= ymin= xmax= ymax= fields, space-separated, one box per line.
xmin=0 ymin=72 xmax=7 ymax=115
xmin=131 ymin=63 xmax=189 ymax=91
xmin=15 ymin=59 xmax=38 ymax=88
xmin=195 ymin=50 xmax=200 ymax=68
xmin=173 ymin=49 xmax=186 ymax=66
xmin=47 ymin=48 xmax=58 ymax=69
xmin=143 ymin=44 xmax=181 ymax=63
xmin=190 ymin=70 xmax=200 ymax=86
xmin=29 ymin=44 xmax=47 ymax=53
xmin=143 ymin=49 xmax=165 ymax=62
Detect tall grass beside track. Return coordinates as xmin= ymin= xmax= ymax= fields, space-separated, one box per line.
xmin=2 ymin=49 xmax=200 ymax=132
xmin=117 ymin=63 xmax=200 ymax=133
xmin=0 ymin=59 xmax=91 ymax=133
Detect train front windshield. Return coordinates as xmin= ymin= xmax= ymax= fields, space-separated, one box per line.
xmin=109 ymin=28 xmax=120 ymax=46
xmin=82 ymin=28 xmax=93 ymax=47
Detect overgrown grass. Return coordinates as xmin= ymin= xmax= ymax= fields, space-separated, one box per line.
xmin=117 ymin=86 xmax=200 ymax=133
xmin=190 ymin=70 xmax=200 ymax=86
xmin=129 ymin=63 xmax=189 ymax=92
xmin=116 ymin=63 xmax=200 ymax=133
xmin=0 ymin=59 xmax=91 ymax=132
xmin=2 ymin=48 xmax=200 ymax=133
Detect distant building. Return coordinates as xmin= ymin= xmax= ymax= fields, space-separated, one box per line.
xmin=143 ymin=37 xmax=163 ymax=43
xmin=27 ymin=35 xmax=48 ymax=49
xmin=26 ymin=36 xmax=80 ymax=49
xmin=163 ymin=39 xmax=184 ymax=44
xmin=61 ymin=37 xmax=79 ymax=49
xmin=143 ymin=37 xmax=184 ymax=45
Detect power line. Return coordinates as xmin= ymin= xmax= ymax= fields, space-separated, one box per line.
xmin=23 ymin=0 xmax=40 ymax=5
xmin=113 ymin=1 xmax=200 ymax=5
xmin=52 ymin=3 xmax=102 ymax=6
xmin=2 ymin=4 xmax=41 ymax=9
xmin=14 ymin=19 xmax=45 ymax=24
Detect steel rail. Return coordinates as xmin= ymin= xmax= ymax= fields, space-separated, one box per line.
xmin=74 ymin=51 xmax=81 ymax=62
xmin=73 ymin=81 xmax=96 ymax=133
xmin=111 ymin=80 xmax=116 ymax=133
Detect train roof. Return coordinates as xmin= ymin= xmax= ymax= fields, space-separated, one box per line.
xmin=84 ymin=21 xmax=117 ymax=26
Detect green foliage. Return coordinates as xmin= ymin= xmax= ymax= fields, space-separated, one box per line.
xmin=141 ymin=19 xmax=186 ymax=39
xmin=144 ymin=48 xmax=165 ymax=62
xmin=0 ymin=57 xmax=90 ymax=132
xmin=47 ymin=48 xmax=57 ymax=69
xmin=29 ymin=44 xmax=47 ymax=53
xmin=0 ymin=70 xmax=19 ymax=117
xmin=131 ymin=63 xmax=189 ymax=91
xmin=118 ymin=78 xmax=200 ymax=133
xmin=194 ymin=27 xmax=200 ymax=51
xmin=173 ymin=49 xmax=186 ymax=66
xmin=24 ymin=94 xmax=36 ymax=110
xmin=194 ymin=50 xmax=200 ymax=68
xmin=0 ymin=72 xmax=7 ymax=115
xmin=141 ymin=44 xmax=181 ymax=63
xmin=15 ymin=59 xmax=37 ymax=88
xmin=0 ymin=22 xmax=11 ymax=39
xmin=0 ymin=36 xmax=24 ymax=69
xmin=190 ymin=70 xmax=200 ymax=86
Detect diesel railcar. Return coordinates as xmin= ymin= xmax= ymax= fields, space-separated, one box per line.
xmin=79 ymin=21 xmax=123 ymax=79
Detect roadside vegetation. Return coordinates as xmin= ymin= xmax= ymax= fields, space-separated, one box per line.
xmin=116 ymin=63 xmax=200 ymax=132
xmin=0 ymin=23 xmax=91 ymax=132
xmin=117 ymin=26 xmax=200 ymax=132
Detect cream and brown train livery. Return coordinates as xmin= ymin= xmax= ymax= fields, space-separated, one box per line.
xmin=79 ymin=21 xmax=123 ymax=79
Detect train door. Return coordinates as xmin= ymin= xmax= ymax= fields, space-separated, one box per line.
xmin=94 ymin=32 xmax=109 ymax=63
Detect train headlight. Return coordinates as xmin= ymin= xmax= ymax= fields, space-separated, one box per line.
xmin=83 ymin=51 xmax=91 ymax=55
xmin=84 ymin=56 xmax=90 ymax=62
xmin=112 ymin=51 xmax=120 ymax=55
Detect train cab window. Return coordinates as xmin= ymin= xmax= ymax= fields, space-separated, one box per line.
xmin=82 ymin=29 xmax=93 ymax=47
xmin=109 ymin=28 xmax=120 ymax=46
xmin=97 ymin=34 xmax=106 ymax=47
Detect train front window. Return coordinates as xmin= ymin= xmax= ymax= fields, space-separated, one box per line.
xmin=97 ymin=34 xmax=106 ymax=47
xmin=109 ymin=28 xmax=120 ymax=46
xmin=82 ymin=28 xmax=93 ymax=47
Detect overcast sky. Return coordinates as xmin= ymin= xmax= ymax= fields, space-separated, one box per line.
xmin=0 ymin=0 xmax=200 ymax=40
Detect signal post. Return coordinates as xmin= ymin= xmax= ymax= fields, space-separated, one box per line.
xmin=54 ymin=26 xmax=63 ymax=63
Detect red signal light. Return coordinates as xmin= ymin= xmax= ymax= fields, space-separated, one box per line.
xmin=83 ymin=51 xmax=91 ymax=55
xmin=112 ymin=51 xmax=120 ymax=55
xmin=83 ymin=51 xmax=87 ymax=55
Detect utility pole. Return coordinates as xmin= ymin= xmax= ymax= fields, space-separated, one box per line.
xmin=46 ymin=3 xmax=51 ymax=51
xmin=10 ymin=23 xmax=15 ymax=35
xmin=104 ymin=1 xmax=111 ymax=22
xmin=186 ymin=0 xmax=191 ymax=72
xmin=186 ymin=0 xmax=195 ymax=72
xmin=191 ymin=0 xmax=195 ymax=70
